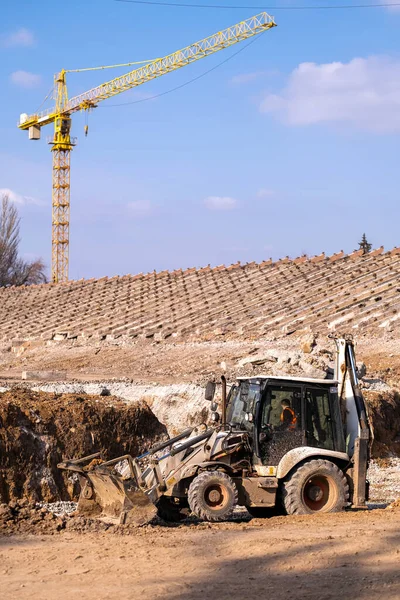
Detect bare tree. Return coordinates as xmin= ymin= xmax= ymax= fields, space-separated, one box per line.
xmin=0 ymin=194 xmax=47 ymax=286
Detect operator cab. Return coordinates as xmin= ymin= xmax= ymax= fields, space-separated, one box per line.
xmin=226 ymin=376 xmax=346 ymax=469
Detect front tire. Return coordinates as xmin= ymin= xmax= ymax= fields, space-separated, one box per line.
xmin=188 ymin=471 xmax=238 ymax=522
xmin=282 ymin=459 xmax=349 ymax=515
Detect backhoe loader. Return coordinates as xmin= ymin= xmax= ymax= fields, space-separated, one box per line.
xmin=59 ymin=334 xmax=371 ymax=524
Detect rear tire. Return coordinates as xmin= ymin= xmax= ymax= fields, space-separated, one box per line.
xmin=188 ymin=471 xmax=237 ymax=522
xmin=282 ymin=459 xmax=349 ymax=515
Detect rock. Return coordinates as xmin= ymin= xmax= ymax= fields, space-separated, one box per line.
xmin=238 ymin=353 xmax=277 ymax=368
xmin=387 ymin=498 xmax=400 ymax=510
xmin=238 ymin=349 xmax=301 ymax=368
xmin=300 ymin=332 xmax=317 ymax=354
xmin=298 ymin=359 xmax=327 ymax=379
xmin=356 ymin=362 xmax=367 ymax=379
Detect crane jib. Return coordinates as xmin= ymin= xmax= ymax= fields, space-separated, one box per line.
xmin=17 ymin=10 xmax=276 ymax=284
xmin=19 ymin=12 xmax=276 ymax=127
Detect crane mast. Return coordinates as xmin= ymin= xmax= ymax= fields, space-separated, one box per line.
xmin=18 ymin=12 xmax=276 ymax=283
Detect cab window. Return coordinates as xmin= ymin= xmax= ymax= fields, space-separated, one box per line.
xmin=262 ymin=385 xmax=302 ymax=430
xmin=305 ymin=387 xmax=334 ymax=450
xmin=227 ymin=382 xmax=261 ymax=431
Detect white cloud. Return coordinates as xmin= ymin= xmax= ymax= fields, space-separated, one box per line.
xmin=257 ymin=188 xmax=275 ymax=198
xmin=1 ymin=27 xmax=35 ymax=48
xmin=10 ymin=70 xmax=41 ymax=88
xmin=260 ymin=56 xmax=400 ymax=133
xmin=127 ymin=200 xmax=154 ymax=217
xmin=0 ymin=188 xmax=43 ymax=206
xmin=204 ymin=196 xmax=238 ymax=211
xmin=381 ymin=1 xmax=400 ymax=12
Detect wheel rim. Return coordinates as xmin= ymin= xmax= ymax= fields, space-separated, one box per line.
xmin=302 ymin=475 xmax=334 ymax=512
xmin=204 ymin=483 xmax=229 ymax=511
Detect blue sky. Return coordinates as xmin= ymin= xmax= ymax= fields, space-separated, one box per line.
xmin=1 ymin=0 xmax=399 ymax=279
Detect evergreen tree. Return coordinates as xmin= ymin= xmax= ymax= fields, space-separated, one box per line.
xmin=358 ymin=233 xmax=372 ymax=255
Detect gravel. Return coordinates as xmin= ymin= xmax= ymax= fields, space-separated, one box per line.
xmin=368 ymin=458 xmax=400 ymax=503
xmin=38 ymin=501 xmax=77 ymax=516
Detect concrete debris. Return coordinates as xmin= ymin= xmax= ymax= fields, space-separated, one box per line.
xmin=361 ymin=378 xmax=391 ymax=392
xmin=22 ymin=370 xmax=67 ymax=381
xmin=39 ymin=501 xmax=78 ymax=516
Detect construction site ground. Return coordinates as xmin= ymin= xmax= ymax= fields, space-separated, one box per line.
xmin=1 ymin=508 xmax=400 ymax=600
xmin=1 ymin=335 xmax=400 ymax=384
xmin=1 ymin=334 xmax=399 ymax=599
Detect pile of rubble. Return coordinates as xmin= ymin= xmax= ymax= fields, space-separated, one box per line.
xmin=0 ymin=499 xmax=123 ymax=535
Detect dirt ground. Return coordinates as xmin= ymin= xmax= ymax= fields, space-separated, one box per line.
xmin=1 ymin=335 xmax=400 ymax=385
xmin=1 ymin=508 xmax=399 ymax=600
xmin=0 ymin=334 xmax=399 ymax=599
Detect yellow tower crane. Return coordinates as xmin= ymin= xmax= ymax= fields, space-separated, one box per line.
xmin=18 ymin=12 xmax=276 ymax=283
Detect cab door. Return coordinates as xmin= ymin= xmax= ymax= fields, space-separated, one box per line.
xmin=304 ymin=386 xmax=336 ymax=451
xmin=257 ymin=384 xmax=304 ymax=466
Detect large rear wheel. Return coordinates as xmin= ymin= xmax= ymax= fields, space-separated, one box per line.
xmin=282 ymin=459 xmax=349 ymax=515
xmin=188 ymin=471 xmax=238 ymax=522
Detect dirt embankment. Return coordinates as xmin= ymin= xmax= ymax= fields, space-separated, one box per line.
xmin=364 ymin=390 xmax=400 ymax=456
xmin=0 ymin=389 xmax=167 ymax=504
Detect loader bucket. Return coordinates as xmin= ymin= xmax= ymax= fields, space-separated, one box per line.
xmin=78 ymin=470 xmax=157 ymax=525
xmin=58 ymin=453 xmax=157 ymax=526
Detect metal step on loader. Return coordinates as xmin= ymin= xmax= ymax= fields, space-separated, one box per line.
xmin=58 ymin=335 xmax=372 ymax=525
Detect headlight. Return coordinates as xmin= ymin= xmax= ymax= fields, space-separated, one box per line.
xmin=211 ymin=412 xmax=220 ymax=423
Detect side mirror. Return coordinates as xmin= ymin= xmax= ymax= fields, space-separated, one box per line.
xmin=205 ymin=381 xmax=216 ymax=401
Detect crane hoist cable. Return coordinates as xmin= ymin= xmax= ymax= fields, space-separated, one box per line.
xmin=102 ymin=28 xmax=267 ymax=108
xmin=115 ymin=0 xmax=400 ymax=10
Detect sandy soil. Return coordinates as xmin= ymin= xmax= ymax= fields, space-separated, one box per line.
xmin=1 ymin=508 xmax=400 ymax=600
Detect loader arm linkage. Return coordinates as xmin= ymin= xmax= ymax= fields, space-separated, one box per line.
xmin=58 ymin=426 xmax=215 ymax=524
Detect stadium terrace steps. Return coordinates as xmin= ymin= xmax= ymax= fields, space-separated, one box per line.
xmin=0 ymin=248 xmax=399 ymax=342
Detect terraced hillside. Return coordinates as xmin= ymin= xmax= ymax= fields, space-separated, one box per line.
xmin=1 ymin=247 xmax=399 ymax=342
